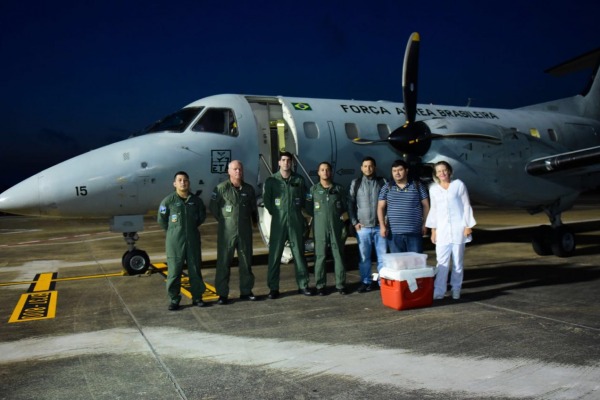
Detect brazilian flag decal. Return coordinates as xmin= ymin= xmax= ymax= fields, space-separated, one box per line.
xmin=292 ymin=102 xmax=312 ymax=111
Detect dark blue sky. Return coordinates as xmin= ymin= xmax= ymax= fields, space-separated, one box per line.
xmin=1 ymin=0 xmax=599 ymax=192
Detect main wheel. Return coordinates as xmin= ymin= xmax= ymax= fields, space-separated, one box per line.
xmin=532 ymin=225 xmax=553 ymax=256
xmin=122 ymin=249 xmax=151 ymax=275
xmin=551 ymin=226 xmax=576 ymax=257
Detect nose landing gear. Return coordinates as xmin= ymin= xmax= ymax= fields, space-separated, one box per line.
xmin=121 ymin=232 xmax=151 ymax=274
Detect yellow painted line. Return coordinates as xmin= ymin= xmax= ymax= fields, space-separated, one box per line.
xmin=9 ymin=291 xmax=58 ymax=323
xmin=52 ymin=272 xmax=125 ymax=282
xmin=0 ymin=272 xmax=124 ymax=287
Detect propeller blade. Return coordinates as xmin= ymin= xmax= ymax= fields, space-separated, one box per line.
xmin=402 ymin=32 xmax=420 ymax=125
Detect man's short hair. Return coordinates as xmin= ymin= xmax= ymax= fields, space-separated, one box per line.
xmin=391 ymin=159 xmax=408 ymax=169
xmin=318 ymin=161 xmax=332 ymax=170
xmin=279 ymin=151 xmax=293 ymax=160
xmin=362 ymin=156 xmax=376 ymax=167
xmin=174 ymin=171 xmax=189 ymax=180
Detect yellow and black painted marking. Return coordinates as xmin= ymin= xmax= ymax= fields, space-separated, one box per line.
xmin=153 ymin=263 xmax=218 ymax=301
xmin=6 ymin=265 xmax=217 ymax=322
xmin=9 ymin=273 xmax=58 ymax=323
xmin=5 ymin=272 xmax=127 ymax=323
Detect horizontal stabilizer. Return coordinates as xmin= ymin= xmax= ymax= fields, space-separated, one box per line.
xmin=545 ymin=48 xmax=600 ymax=77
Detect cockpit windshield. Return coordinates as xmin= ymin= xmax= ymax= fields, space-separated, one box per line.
xmin=139 ymin=107 xmax=204 ymax=135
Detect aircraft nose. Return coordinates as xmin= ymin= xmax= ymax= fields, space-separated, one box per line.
xmin=0 ymin=176 xmax=41 ymax=216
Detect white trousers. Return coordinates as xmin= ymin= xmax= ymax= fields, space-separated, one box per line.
xmin=434 ymin=243 xmax=465 ymax=296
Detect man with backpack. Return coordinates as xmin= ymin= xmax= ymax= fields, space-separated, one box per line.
xmin=348 ymin=156 xmax=387 ymax=292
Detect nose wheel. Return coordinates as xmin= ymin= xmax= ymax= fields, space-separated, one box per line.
xmin=121 ymin=232 xmax=151 ymax=274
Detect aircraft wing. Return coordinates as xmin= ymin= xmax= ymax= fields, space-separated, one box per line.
xmin=526 ymin=145 xmax=600 ymax=177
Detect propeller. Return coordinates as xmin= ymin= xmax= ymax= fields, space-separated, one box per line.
xmin=387 ymin=32 xmax=435 ymax=156
xmin=353 ymin=32 xmax=432 ymax=154
xmin=353 ymin=32 xmax=501 ymax=151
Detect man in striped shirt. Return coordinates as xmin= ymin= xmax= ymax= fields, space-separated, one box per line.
xmin=377 ymin=159 xmax=430 ymax=253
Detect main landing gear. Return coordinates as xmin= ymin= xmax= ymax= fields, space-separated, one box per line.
xmin=121 ymin=232 xmax=151 ymax=275
xmin=531 ymin=213 xmax=576 ymax=257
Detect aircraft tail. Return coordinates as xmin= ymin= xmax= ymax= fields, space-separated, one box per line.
xmin=518 ymin=47 xmax=600 ymax=120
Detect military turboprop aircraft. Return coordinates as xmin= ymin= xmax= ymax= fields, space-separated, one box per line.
xmin=1 ymin=32 xmax=599 ymax=274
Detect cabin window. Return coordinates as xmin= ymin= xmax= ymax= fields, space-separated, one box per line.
xmin=377 ymin=124 xmax=390 ymax=139
xmin=345 ymin=123 xmax=359 ymax=139
xmin=547 ymin=129 xmax=558 ymax=142
xmin=304 ymin=122 xmax=319 ymax=139
xmin=140 ymin=107 xmax=204 ymax=135
xmin=192 ymin=108 xmax=238 ymax=137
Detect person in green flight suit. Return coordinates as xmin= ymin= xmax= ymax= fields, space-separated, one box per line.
xmin=157 ymin=171 xmax=207 ymax=310
xmin=307 ymin=161 xmax=348 ymax=295
xmin=263 ymin=151 xmax=313 ymax=299
xmin=209 ymin=160 xmax=258 ymax=305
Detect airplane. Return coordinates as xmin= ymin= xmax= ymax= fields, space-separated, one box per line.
xmin=1 ymin=32 xmax=599 ymax=275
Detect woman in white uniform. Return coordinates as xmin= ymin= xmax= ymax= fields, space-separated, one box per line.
xmin=425 ymin=161 xmax=476 ymax=300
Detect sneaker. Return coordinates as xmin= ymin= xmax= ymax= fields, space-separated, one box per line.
xmin=317 ymin=288 xmax=327 ymax=296
xmin=357 ymin=283 xmax=368 ymax=293
xmin=217 ymin=296 xmax=229 ymax=305
xmin=338 ymin=288 xmax=347 ymax=295
xmin=433 ymin=292 xmax=445 ymax=300
xmin=267 ymin=290 xmax=280 ymax=299
xmin=452 ymin=291 xmax=461 ymax=300
xmin=168 ymin=302 xmax=180 ymax=311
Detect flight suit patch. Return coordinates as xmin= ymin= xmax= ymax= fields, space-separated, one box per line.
xmin=171 ymin=214 xmax=178 ymax=223
xmin=225 ymin=205 xmax=233 ymax=213
xmin=314 ymin=201 xmax=320 ymax=209
xmin=275 ymin=198 xmax=281 ymax=207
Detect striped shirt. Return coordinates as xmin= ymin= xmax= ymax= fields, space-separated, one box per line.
xmin=378 ymin=180 xmax=428 ymax=235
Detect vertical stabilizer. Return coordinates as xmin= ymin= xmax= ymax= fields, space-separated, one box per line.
xmin=519 ymin=47 xmax=600 ymax=120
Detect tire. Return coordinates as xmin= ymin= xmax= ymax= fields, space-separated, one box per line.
xmin=122 ymin=249 xmax=151 ymax=275
xmin=532 ymin=225 xmax=553 ymax=256
xmin=551 ymin=226 xmax=576 ymax=257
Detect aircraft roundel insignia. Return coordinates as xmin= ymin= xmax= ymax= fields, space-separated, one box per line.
xmin=292 ymin=102 xmax=312 ymax=111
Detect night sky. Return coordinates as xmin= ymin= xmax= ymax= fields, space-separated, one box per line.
xmin=1 ymin=0 xmax=599 ymax=192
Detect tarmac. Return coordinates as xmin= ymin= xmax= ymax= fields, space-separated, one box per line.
xmin=1 ymin=195 xmax=599 ymax=400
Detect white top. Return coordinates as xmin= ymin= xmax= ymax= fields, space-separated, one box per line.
xmin=425 ymin=179 xmax=476 ymax=245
